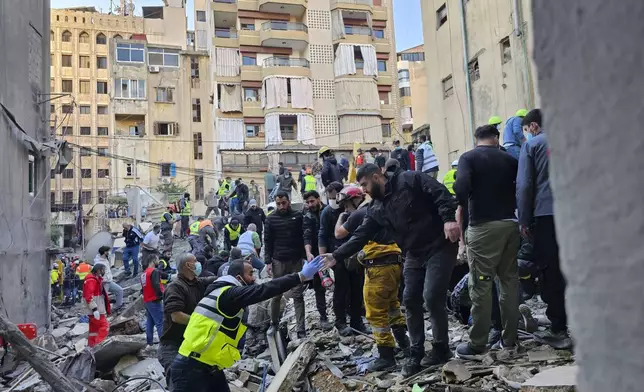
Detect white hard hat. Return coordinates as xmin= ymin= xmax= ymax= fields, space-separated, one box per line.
xmin=451 ymin=160 xmax=459 ymax=167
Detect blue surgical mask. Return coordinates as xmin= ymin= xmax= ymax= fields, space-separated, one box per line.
xmin=194 ymin=262 xmax=202 ymax=277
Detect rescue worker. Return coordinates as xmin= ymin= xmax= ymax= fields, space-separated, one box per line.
xmin=199 ymin=219 xmax=218 ymax=250
xmin=319 ymin=146 xmax=343 ymax=187
xmin=83 ymin=263 xmax=111 ymax=347
xmin=142 ymin=224 xmax=162 ymax=262
xmin=302 ymin=190 xmax=331 ymax=330
xmin=50 ymin=264 xmax=61 ymax=298
xmin=204 ymin=188 xmax=219 ymax=218
xmin=187 ymin=217 xmax=204 ymax=253
xmin=94 ymin=246 xmax=124 ymax=310
xmin=141 ymin=254 xmax=165 ymax=346
xmin=75 ymin=259 xmax=91 ymax=283
xmin=170 ymin=257 xmax=325 ymax=392
xmin=122 ymin=222 xmax=143 ymax=277
xmin=217 ymin=178 xmax=232 ymax=216
xmin=158 ymin=250 xmax=174 ymax=285
xmin=179 ymin=193 xmax=192 ymax=239
xmin=160 ymin=205 xmax=176 ymax=253
xmin=334 ymin=185 xmax=410 ymax=371
xmin=443 ymin=160 xmax=458 ymax=195
xmin=301 ymin=167 xmax=317 ymax=195
xmin=322 ymin=163 xmax=460 ymax=376
xmin=224 ymin=217 xmax=243 ymax=251
xmin=488 ymin=115 xmax=503 ymax=130
xmin=63 ymin=260 xmax=79 ymax=305
xmin=369 ymin=147 xmax=387 ymax=169
xmin=229 ymin=179 xmax=249 ymax=214
xmin=503 ymin=109 xmax=529 ymax=159
xmin=415 ymin=134 xmax=440 ymax=178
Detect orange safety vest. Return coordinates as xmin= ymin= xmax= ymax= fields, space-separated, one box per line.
xmin=75 ymin=263 xmax=91 ymax=280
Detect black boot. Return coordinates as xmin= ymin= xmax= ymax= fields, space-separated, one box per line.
xmin=336 ymin=323 xmax=353 ymax=337
xmin=420 ymin=342 xmax=453 ymax=367
xmin=401 ymin=350 xmax=423 ymax=377
xmin=392 ymin=326 xmax=410 ymax=357
xmin=350 ymin=320 xmax=372 ymax=335
xmin=368 ymin=346 xmax=396 ymax=371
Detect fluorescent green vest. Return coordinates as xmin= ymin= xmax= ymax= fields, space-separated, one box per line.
xmin=189 ymin=221 xmax=201 ymax=236
xmin=303 ymin=175 xmax=317 ymax=192
xmin=225 ymin=224 xmax=241 ymax=241
xmin=443 ymin=169 xmax=457 ymax=195
xmin=217 ymin=181 xmax=230 ymax=196
xmin=178 ymin=285 xmax=247 ymax=369
xmin=181 ymin=200 xmax=191 ymax=216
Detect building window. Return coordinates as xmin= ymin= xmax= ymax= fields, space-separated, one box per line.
xmin=242 ymin=55 xmax=257 ymax=66
xmin=79 ymin=31 xmax=90 ymax=43
xmin=114 ymin=79 xmax=145 ymax=99
xmin=195 ymin=170 xmax=204 ymax=200
xmin=79 ymin=80 xmax=90 ymax=94
xmin=62 ymin=191 xmax=73 ymax=204
xmin=80 ymin=148 xmax=91 ymax=156
xmin=373 ymin=0 xmax=381 ymax=5
xmin=155 ymin=87 xmax=174 ymax=103
xmin=378 ymin=91 xmax=390 ymax=105
xmin=154 ymin=122 xmax=179 ymax=136
xmin=62 ymin=55 xmax=72 ymax=67
xmin=246 ymin=124 xmax=260 ymax=137
xmin=97 ymin=147 xmax=108 ymax=155
xmin=125 ymin=163 xmax=133 ymax=177
xmin=400 ymin=52 xmax=425 ymax=62
xmin=81 ymin=191 xmax=92 ymax=205
xmin=80 ymin=126 xmax=91 ymax=135
xmin=381 ymin=123 xmax=392 ymax=137
xmin=28 ymin=155 xmax=35 ymax=196
xmin=79 ymin=55 xmax=90 ymax=68
xmin=468 ymin=58 xmax=480 ymax=82
xmin=62 ymin=30 xmax=72 ymax=42
xmin=377 ymin=60 xmax=387 ymax=72
xmin=97 ymin=81 xmax=108 ymax=94
xmin=191 ymin=57 xmax=200 ymax=79
xmin=97 ymin=56 xmax=107 ymax=69
xmin=244 ymin=88 xmax=260 ymax=102
xmin=97 ymin=169 xmax=109 ymax=178
xmin=81 ymin=169 xmax=92 ymax=179
xmin=399 ymin=86 xmax=411 ymax=97
xmin=97 ymin=105 xmax=108 ymax=114
xmin=436 ymin=4 xmax=448 ymax=29
xmin=62 ymin=126 xmax=73 ymax=135
xmin=442 ymin=75 xmax=454 ymax=98
xmin=241 ymin=23 xmax=255 ymax=31
xmin=280 ymin=124 xmax=296 ymax=140
xmin=116 ymin=43 xmax=145 ymax=63
xmin=160 ymin=163 xmax=175 ymax=177
xmin=192 ymin=99 xmax=201 ymax=122
xmin=98 ymin=191 xmax=107 ymax=203
xmin=500 ymin=36 xmax=512 ymax=64
xmin=97 ymin=127 xmax=108 ymax=136
xmin=79 ymin=105 xmax=91 ymax=114
xmin=62 ymin=168 xmax=74 ymax=179
xmin=373 ymin=29 xmax=385 ymax=39
xmin=196 ymin=10 xmax=206 ymax=22
xmin=96 ymin=33 xmax=107 ymax=45
xmin=114 ymin=34 xmax=122 ymax=40
xmin=51 ymin=192 xmax=56 ymax=205
xmin=129 ymin=126 xmax=140 ymax=136
xmin=193 ymin=133 xmax=203 ymax=160
xmin=62 ymin=104 xmax=74 ymax=113
xmin=50 ymin=104 xmax=55 ymax=114
xmin=148 ymin=48 xmax=180 ymax=67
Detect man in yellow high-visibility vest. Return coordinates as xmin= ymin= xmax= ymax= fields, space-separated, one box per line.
xmin=443 ymin=160 xmax=458 ymax=195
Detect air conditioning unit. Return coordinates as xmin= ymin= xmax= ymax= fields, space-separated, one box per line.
xmin=148 ymin=65 xmax=160 ymax=73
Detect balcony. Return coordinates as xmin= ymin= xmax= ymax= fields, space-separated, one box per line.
xmin=262 ymin=57 xmax=311 ymax=78
xmin=214 ymin=29 xmax=239 ymax=48
xmin=331 ymin=0 xmax=373 ymax=13
xmin=260 ymin=22 xmax=308 ymax=50
xmin=241 ymin=65 xmax=262 ymax=81
xmin=336 ymin=25 xmax=373 ymax=45
xmin=213 ymin=0 xmax=237 ymax=13
xmin=380 ymin=104 xmax=395 ymax=120
xmin=258 ymin=0 xmax=306 ymax=17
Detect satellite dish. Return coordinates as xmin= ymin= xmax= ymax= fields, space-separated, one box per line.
xmin=84 ymin=231 xmax=114 ymax=265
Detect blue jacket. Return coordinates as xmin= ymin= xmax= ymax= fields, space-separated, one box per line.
xmin=516 ymin=132 xmax=554 ymax=226
xmin=123 ymin=227 xmax=143 ymax=248
xmin=503 ymin=116 xmax=525 ymax=159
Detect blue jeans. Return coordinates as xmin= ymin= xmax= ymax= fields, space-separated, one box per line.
xmin=229 ymin=198 xmax=239 ymax=214
xmin=248 ymin=254 xmax=265 ymax=271
xmin=170 ymin=355 xmax=230 ymax=392
xmin=144 ymin=301 xmax=164 ymax=345
xmin=123 ymin=245 xmax=139 ymax=275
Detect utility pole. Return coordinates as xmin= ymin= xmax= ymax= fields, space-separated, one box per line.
xmin=132 ymin=144 xmax=141 ymax=226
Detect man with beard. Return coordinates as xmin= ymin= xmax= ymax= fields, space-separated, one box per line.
xmin=264 ymin=191 xmax=309 ymax=338
xmin=302 ymin=190 xmax=331 ymax=330
xmin=322 ymin=163 xmax=460 ymax=376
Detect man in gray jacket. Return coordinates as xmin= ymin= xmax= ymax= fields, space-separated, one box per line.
xmin=517 ymin=109 xmax=571 ymax=349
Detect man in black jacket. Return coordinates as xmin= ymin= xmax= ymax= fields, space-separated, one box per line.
xmin=230 ymin=179 xmax=249 ymax=214
xmin=264 ymin=191 xmax=308 ymax=338
xmin=323 ymin=164 xmax=460 ymax=376
xmin=319 ymin=146 xmax=343 ymax=187
xmin=243 ymin=199 xmax=266 ymax=242
xmin=302 ymin=190 xmax=331 ymax=330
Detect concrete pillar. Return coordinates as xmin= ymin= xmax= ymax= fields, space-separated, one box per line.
xmin=532 ymin=2 xmax=644 ymax=391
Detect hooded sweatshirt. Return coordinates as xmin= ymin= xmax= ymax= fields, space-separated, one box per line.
xmin=321 ymin=157 xmax=343 ymax=187
xmin=93 ymin=254 xmax=114 ymax=283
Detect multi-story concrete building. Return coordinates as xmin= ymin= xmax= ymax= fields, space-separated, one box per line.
xmin=193 ymin=0 xmax=400 ymax=186
xmin=396 ymin=44 xmax=429 ymax=138
xmin=50 ymin=3 xmax=214 ymax=239
xmin=0 ymin=0 xmax=52 ymax=328
xmin=420 ymin=0 xmax=535 ymax=172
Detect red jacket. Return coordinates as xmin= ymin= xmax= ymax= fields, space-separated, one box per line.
xmin=83 ymin=273 xmax=111 ymax=315
xmin=408 ymin=151 xmax=416 ymax=171
xmin=141 ymin=267 xmax=164 ymax=303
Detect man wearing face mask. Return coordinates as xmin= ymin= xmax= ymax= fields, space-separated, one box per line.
xmin=159 ymin=253 xmax=217 ymax=385
xmin=170 ymin=257 xmax=324 ymax=392
xmin=277 ymin=169 xmax=298 ymax=200
xmin=243 ymin=199 xmax=266 ymax=244
xmin=83 ymin=263 xmax=111 ymax=347
xmin=322 ymin=163 xmax=460 ymax=376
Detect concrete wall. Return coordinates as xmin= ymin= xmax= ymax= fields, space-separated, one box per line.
xmin=0 ymin=0 xmax=52 ymax=329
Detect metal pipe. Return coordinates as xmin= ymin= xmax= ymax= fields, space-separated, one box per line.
xmin=512 ymin=0 xmax=522 ymax=37
xmin=458 ymin=0 xmax=476 ymax=147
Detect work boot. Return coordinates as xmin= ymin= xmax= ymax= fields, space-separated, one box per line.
xmin=350 ymin=321 xmax=372 ymax=335
xmin=368 ymin=346 xmax=396 ymax=372
xmin=533 ymin=329 xmax=573 ymax=349
xmin=392 ymin=326 xmax=410 ymax=357
xmin=487 ymin=328 xmax=502 ymax=348
xmin=420 ymin=342 xmax=453 ymax=367
xmin=518 ymin=304 xmax=539 ymax=333
xmin=455 ymin=342 xmax=487 ymax=360
xmin=319 ymin=317 xmax=333 ymax=331
xmin=401 ymin=351 xmax=423 ymax=378
xmin=336 ymin=323 xmax=353 ymax=337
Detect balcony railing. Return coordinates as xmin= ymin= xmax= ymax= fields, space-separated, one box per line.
xmin=261 ymin=21 xmax=308 ymax=33
xmin=345 ymin=25 xmax=372 ymax=36
xmin=214 ymin=0 xmax=236 ymax=3
xmin=263 ymin=57 xmax=310 ymax=68
xmin=215 ymin=29 xmax=238 ymax=38
xmin=331 ymin=0 xmax=373 ymax=6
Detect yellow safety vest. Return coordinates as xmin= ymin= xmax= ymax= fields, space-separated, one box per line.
xmin=159 ymin=259 xmax=169 ymax=285
xmin=161 ymin=212 xmax=173 ymax=223
xmin=178 ymin=285 xmax=246 ymax=368
xmin=189 ymin=221 xmax=201 ymax=236
xmin=50 ymin=270 xmax=60 ymax=285
xmin=225 ymin=224 xmax=241 ymax=241
xmin=217 ymin=181 xmax=230 ymax=197
xmin=443 ymin=169 xmax=457 ymax=195
xmin=181 ymin=200 xmax=191 ymax=216
xmin=304 ymin=175 xmax=317 ymax=192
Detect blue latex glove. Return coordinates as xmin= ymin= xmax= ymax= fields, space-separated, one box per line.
xmin=300 ymin=255 xmax=325 ymax=281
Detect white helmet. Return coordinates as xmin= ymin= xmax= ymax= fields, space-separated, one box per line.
xmin=451 ymin=160 xmax=459 ymax=167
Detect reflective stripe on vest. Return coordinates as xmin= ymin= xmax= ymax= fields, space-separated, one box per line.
xmin=178 ymin=286 xmax=246 ymax=369
xmin=443 ymin=169 xmax=456 ymax=195
xmin=217 ymin=181 xmax=230 ymax=196
xmin=225 ymin=224 xmax=241 ymax=241
xmin=304 ymin=175 xmax=317 ymax=192
xmin=181 ymin=200 xmax=191 ymax=216
xmin=189 ymin=221 xmax=201 ymax=235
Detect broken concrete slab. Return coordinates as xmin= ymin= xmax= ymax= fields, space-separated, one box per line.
xmin=266 ymin=340 xmax=316 ymax=392
xmin=89 ymin=378 xmax=117 ymax=392
xmin=119 ymin=358 xmax=165 ymax=385
xmin=109 ymin=317 xmax=141 ymax=336
xmin=68 ymin=323 xmax=89 ymax=337
xmin=442 ymin=361 xmax=472 ymax=383
xmin=122 ymin=283 xmax=142 ymax=297
xmin=114 ymin=355 xmax=139 ymax=376
xmin=92 ymin=335 xmax=147 ymax=370
xmin=51 ymin=327 xmax=70 ymax=339
xmin=74 ymin=339 xmax=87 ymax=354
xmin=33 ymin=334 xmax=58 ymax=353
xmin=528 ymin=346 xmax=560 ymax=362
xmin=119 ymin=296 xmax=144 ymax=319
xmin=521 ymin=366 xmax=577 ymax=392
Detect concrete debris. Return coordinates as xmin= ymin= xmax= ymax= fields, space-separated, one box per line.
xmin=119 ymin=358 xmax=166 ymax=388
xmin=92 ymin=335 xmax=147 ymax=370
xmin=32 ymin=334 xmax=59 ymax=353
xmin=113 ymin=355 xmax=139 ymax=376
xmin=50 ymin=327 xmax=70 ymax=339
xmin=67 ymin=323 xmax=89 ymax=337
xmin=521 ymin=366 xmax=577 ymax=392
xmin=528 ymin=346 xmax=561 ymax=362
xmin=442 ymin=361 xmax=472 ymax=383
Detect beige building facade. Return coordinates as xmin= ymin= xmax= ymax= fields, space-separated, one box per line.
xmin=193 ymin=0 xmax=400 ymax=185
xmin=396 ymin=44 xmax=429 ymax=138
xmin=420 ymin=0 xmax=535 ymax=173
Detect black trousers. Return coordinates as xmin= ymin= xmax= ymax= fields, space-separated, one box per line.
xmin=533 ymin=216 xmax=568 ymax=333
xmin=332 ymin=261 xmax=364 ymax=327
xmin=171 ymin=355 xmax=229 ymax=392
xmin=312 ymin=273 xmax=327 ymax=319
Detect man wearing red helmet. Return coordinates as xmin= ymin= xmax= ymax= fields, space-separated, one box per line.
xmin=335 ymin=185 xmax=410 ymax=371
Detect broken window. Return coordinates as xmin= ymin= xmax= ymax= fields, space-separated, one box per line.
xmin=125 ymin=163 xmax=133 ymax=177
xmin=501 ymin=36 xmax=512 ymax=64
xmin=81 ymin=191 xmax=92 ymax=204
xmin=468 ymin=58 xmax=480 ymax=82
xmin=81 ymin=169 xmax=92 ymax=179
xmin=62 ymin=192 xmax=74 ymax=204
xmin=155 ymin=122 xmax=179 ymax=136
xmin=160 ymin=163 xmax=175 ymax=177
xmin=97 ymin=169 xmax=110 ymax=178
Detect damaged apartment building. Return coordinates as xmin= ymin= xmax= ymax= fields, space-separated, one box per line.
xmin=193 ymin=0 xmax=402 ymax=184
xmin=50 ymin=2 xmax=214 ymax=242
